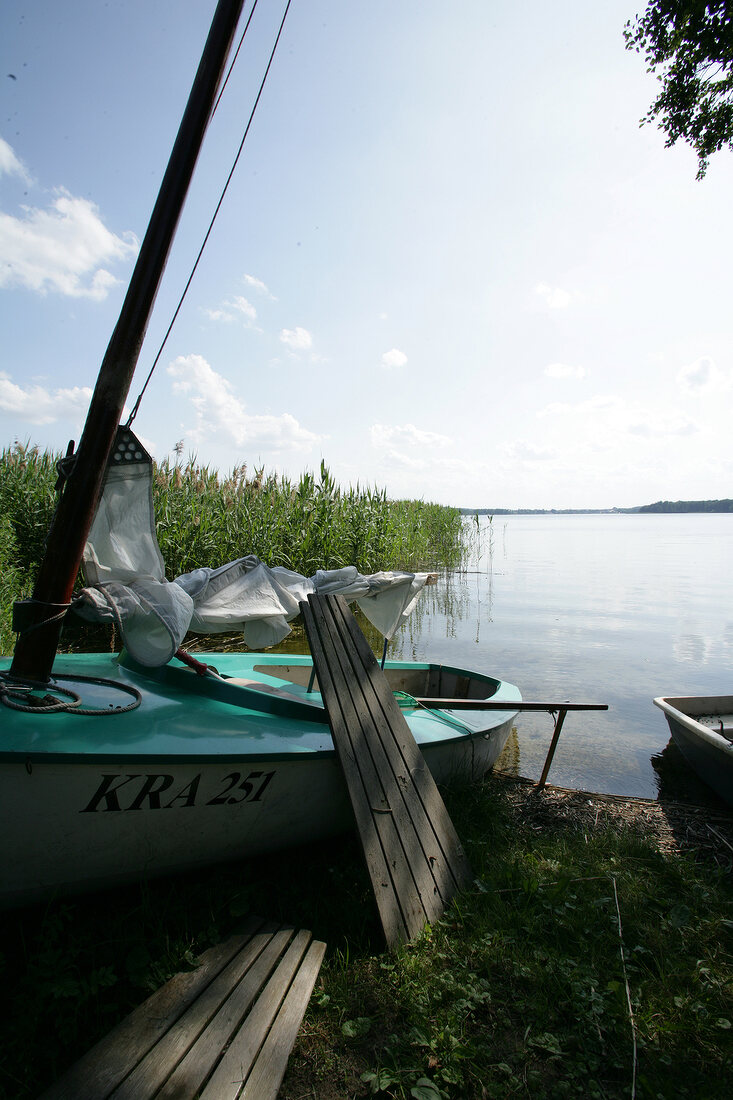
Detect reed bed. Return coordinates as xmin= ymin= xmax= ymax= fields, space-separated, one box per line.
xmin=0 ymin=443 xmax=466 ymax=654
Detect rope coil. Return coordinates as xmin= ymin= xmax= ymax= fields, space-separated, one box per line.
xmin=0 ymin=671 xmax=142 ymax=716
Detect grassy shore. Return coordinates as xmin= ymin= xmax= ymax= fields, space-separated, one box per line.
xmin=1 ymin=773 xmax=731 ymax=1099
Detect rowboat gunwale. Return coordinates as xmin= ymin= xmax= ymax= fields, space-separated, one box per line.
xmin=0 ymin=650 xmax=522 ymax=765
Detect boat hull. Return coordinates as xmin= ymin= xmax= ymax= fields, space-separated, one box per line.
xmin=654 ymin=695 xmax=733 ymax=807
xmin=0 ymin=650 xmax=520 ymax=907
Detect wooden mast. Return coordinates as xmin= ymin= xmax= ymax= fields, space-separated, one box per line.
xmin=11 ymin=0 xmax=246 ymax=682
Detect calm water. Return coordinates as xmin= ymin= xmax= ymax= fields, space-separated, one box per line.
xmin=388 ymin=514 xmax=733 ymax=798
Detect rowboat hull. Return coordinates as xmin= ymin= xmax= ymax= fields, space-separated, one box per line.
xmin=653 ymin=695 xmax=733 ymax=807
xmin=0 ymin=650 xmax=520 ymax=907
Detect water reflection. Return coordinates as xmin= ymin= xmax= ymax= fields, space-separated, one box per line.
xmin=209 ymin=514 xmax=732 ymax=799
xmin=392 ymin=514 xmax=733 ymax=798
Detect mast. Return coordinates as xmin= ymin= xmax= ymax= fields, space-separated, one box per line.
xmin=11 ymin=0 xmax=247 ymax=682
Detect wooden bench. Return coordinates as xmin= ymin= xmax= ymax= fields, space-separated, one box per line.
xmin=41 ymin=917 xmax=325 ymax=1100
xmin=300 ymin=592 xmax=472 ymax=950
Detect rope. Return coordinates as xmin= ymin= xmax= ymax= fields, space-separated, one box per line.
xmin=125 ymin=0 xmax=293 ymax=427
xmin=393 ymin=690 xmax=476 ymax=733
xmin=13 ymin=601 xmax=72 ymax=637
xmin=0 ymin=671 xmax=142 ymax=716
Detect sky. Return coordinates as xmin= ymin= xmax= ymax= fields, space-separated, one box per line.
xmin=2 ymin=0 xmax=733 ymax=511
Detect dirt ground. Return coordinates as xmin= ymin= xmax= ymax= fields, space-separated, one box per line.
xmin=495 ymin=765 xmax=733 ymax=869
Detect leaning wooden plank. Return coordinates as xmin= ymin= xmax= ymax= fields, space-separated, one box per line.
xmin=307 ymin=596 xmax=446 ymax=927
xmin=320 ymin=592 xmax=472 ymax=903
xmin=335 ymin=597 xmax=473 ymax=881
xmin=39 ymin=920 xmax=263 ymax=1100
xmin=239 ymin=938 xmax=327 ymax=1100
xmin=302 ymin=598 xmax=419 ymax=944
xmin=309 ymin=596 xmax=431 ymax=922
xmin=306 ymin=595 xmax=451 ymax=933
xmin=331 ymin=594 xmax=473 ymax=893
xmin=302 ymin=594 xmax=472 ymax=947
xmin=199 ymin=931 xmax=325 ymax=1099
xmin=150 ymin=927 xmax=297 ymax=1100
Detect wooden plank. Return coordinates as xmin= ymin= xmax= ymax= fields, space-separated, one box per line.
xmin=39 ymin=920 xmax=263 ymax=1100
xmin=304 ymin=596 xmax=447 ymax=936
xmin=413 ymin=698 xmax=608 ymax=711
xmin=301 ymin=593 xmax=472 ymax=948
xmin=112 ymin=925 xmax=292 ymax=1100
xmin=314 ymin=597 xmax=466 ymax=909
xmin=41 ymin=920 xmax=326 ymax=1100
xmin=200 ymin=932 xmax=326 ymax=1099
xmin=309 ymin=593 xmax=449 ymax=934
xmin=239 ymin=938 xmax=327 ymax=1100
xmin=332 ymin=596 xmax=473 ymax=887
xmin=302 ymin=599 xmax=414 ymax=946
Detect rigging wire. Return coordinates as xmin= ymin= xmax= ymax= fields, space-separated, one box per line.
xmin=212 ymin=0 xmax=261 ymax=118
xmin=125 ymin=0 xmax=293 ymax=428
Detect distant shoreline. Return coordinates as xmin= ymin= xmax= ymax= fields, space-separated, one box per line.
xmin=459 ymin=499 xmax=733 ymax=515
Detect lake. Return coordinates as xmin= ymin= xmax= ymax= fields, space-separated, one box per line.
xmin=387 ymin=513 xmax=733 ymax=798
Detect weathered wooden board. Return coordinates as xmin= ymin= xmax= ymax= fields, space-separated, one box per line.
xmin=41 ymin=918 xmax=325 ymax=1100
xmin=301 ymin=592 xmax=472 ymax=948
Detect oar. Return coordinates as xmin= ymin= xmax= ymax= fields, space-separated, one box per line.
xmin=412 ymin=699 xmax=608 ymax=712
xmin=411 ymin=699 xmax=609 ymax=790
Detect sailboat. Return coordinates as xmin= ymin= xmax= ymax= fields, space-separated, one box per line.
xmin=0 ymin=0 xmax=520 ymax=909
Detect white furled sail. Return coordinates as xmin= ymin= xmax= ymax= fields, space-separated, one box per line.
xmin=75 ymin=431 xmax=434 ymax=665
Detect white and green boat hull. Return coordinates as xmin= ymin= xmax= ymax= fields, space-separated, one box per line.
xmin=0 ymin=650 xmax=520 ymax=908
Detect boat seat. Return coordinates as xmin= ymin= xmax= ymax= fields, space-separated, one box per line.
xmin=223 ymin=675 xmax=310 ymax=703
xmin=700 ymin=714 xmax=733 ymax=740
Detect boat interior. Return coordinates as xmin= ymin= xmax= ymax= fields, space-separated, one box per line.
xmin=252 ymin=662 xmax=501 ymax=701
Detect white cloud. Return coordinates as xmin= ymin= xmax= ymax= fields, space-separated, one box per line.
xmin=381 ymin=449 xmax=428 ymax=471
xmin=545 ymin=362 xmax=587 ymax=379
xmin=205 ymin=295 xmax=257 ymax=324
xmin=676 ymin=356 xmax=730 ymax=396
xmin=243 ymin=273 xmax=276 ymax=299
xmin=381 ymin=348 xmax=408 ymax=369
xmin=626 ymin=414 xmax=698 ymax=438
xmin=535 ymin=283 xmax=572 ymax=309
xmin=0 ymin=136 xmax=30 ymax=182
xmin=371 ymin=423 xmax=451 ymax=449
xmin=0 ymin=189 xmax=138 ymax=298
xmin=369 ymin=425 xmax=466 ymax=491
xmin=0 ymin=371 xmax=92 ymax=425
xmin=537 ymin=394 xmax=700 ymax=441
xmin=500 ymin=439 xmax=557 ymax=462
xmin=280 ymin=326 xmax=312 ymax=351
xmin=167 ymin=354 xmax=320 ymax=452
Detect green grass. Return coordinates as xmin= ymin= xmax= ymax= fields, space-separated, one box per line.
xmin=1 ymin=775 xmax=730 ymax=1099
xmin=0 ymin=444 xmax=467 ymax=655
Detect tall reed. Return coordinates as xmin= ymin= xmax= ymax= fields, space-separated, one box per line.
xmin=152 ymin=456 xmax=465 ymax=577
xmin=0 ymin=445 xmax=467 ymax=654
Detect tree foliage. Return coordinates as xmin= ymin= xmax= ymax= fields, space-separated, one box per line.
xmin=624 ymin=1 xmax=733 ymax=177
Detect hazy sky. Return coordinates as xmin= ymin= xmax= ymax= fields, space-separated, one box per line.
xmin=2 ymin=0 xmax=732 ymax=509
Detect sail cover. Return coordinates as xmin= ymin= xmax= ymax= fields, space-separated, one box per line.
xmin=74 ymin=441 xmax=435 ymax=666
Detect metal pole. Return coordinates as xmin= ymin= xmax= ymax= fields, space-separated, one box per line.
xmin=380 ymin=637 xmax=389 ymax=670
xmin=537 ymin=708 xmax=569 ymax=789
